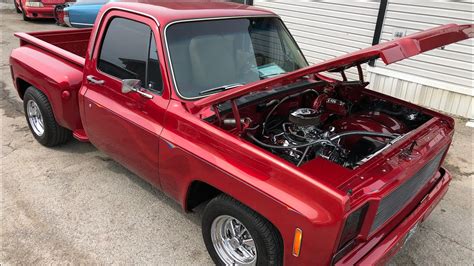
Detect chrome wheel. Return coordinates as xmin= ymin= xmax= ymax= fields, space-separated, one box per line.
xmin=211 ymin=215 xmax=257 ymax=265
xmin=27 ymin=100 xmax=44 ymax=136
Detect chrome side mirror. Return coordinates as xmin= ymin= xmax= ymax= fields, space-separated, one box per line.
xmin=121 ymin=79 xmax=141 ymax=94
xmin=121 ymin=79 xmax=153 ymax=99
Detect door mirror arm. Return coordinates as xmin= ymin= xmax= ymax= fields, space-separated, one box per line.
xmin=121 ymin=79 xmax=153 ymax=99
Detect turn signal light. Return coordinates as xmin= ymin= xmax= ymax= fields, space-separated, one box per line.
xmin=292 ymin=228 xmax=303 ymax=257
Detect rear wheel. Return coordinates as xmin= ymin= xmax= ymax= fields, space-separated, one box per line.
xmin=14 ymin=0 xmax=21 ymax=13
xmin=23 ymin=87 xmax=71 ymax=147
xmin=202 ymin=194 xmax=283 ymax=266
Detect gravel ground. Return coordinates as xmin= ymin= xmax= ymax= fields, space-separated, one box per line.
xmin=1 ymin=7 xmax=473 ymax=265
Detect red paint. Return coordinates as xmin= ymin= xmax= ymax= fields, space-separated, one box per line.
xmin=16 ymin=0 xmax=68 ymax=20
xmin=9 ymin=1 xmax=472 ymax=264
xmin=61 ymin=90 xmax=70 ymax=100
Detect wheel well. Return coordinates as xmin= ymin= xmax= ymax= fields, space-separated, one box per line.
xmin=187 ymin=181 xmax=285 ymax=258
xmin=186 ymin=181 xmax=222 ymax=211
xmin=16 ymin=78 xmax=31 ymax=99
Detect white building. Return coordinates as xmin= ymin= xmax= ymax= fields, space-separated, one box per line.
xmin=248 ymin=1 xmax=473 ymax=119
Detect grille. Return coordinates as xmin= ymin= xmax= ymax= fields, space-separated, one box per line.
xmin=369 ymin=149 xmax=446 ymax=233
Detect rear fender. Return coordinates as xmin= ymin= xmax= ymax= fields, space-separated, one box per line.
xmin=10 ymin=46 xmax=83 ymax=130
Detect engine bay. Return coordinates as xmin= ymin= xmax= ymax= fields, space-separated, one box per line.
xmin=207 ymin=80 xmax=432 ymax=169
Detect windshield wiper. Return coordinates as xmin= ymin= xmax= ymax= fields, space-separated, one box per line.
xmin=199 ymin=83 xmax=243 ymax=96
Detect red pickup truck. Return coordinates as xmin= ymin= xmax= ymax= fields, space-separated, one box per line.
xmin=9 ymin=1 xmax=472 ymax=265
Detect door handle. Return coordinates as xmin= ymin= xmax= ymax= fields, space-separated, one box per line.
xmin=86 ymin=75 xmax=105 ymax=85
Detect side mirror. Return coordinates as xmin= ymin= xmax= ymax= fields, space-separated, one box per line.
xmin=121 ymin=79 xmax=153 ymax=99
xmin=121 ymin=79 xmax=141 ymax=94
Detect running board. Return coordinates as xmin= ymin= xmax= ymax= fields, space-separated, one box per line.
xmin=73 ymin=129 xmax=89 ymax=142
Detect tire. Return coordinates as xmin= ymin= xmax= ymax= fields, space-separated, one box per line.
xmin=23 ymin=87 xmax=71 ymax=147
xmin=202 ymin=194 xmax=283 ymax=266
xmin=14 ymin=0 xmax=21 ymax=13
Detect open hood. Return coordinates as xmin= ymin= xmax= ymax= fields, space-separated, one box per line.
xmin=188 ymin=23 xmax=472 ymax=114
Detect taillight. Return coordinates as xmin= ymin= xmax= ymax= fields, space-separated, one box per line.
xmin=338 ymin=204 xmax=368 ymax=249
xmin=25 ymin=0 xmax=43 ymax=7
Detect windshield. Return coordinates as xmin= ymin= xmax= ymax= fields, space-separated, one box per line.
xmin=166 ymin=17 xmax=308 ymax=99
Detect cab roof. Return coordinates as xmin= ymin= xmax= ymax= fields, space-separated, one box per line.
xmin=101 ymin=0 xmax=277 ymax=26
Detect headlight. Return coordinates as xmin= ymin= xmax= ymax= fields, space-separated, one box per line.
xmin=338 ymin=204 xmax=368 ymax=249
xmin=25 ymin=0 xmax=44 ymax=7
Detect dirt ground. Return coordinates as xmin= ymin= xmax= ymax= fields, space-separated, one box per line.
xmin=1 ymin=7 xmax=473 ymax=265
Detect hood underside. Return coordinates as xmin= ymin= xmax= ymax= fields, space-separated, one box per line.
xmin=188 ymin=23 xmax=472 ymax=114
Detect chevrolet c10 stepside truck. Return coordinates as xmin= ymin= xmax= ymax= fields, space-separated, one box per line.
xmin=9 ymin=1 xmax=473 ymax=265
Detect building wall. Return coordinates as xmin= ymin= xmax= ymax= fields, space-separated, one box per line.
xmin=254 ymin=0 xmax=473 ymax=118
xmin=369 ymin=0 xmax=473 ymax=118
xmin=254 ymin=0 xmax=379 ymax=80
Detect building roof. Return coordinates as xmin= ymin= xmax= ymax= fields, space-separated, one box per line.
xmin=102 ymin=1 xmax=276 ymax=26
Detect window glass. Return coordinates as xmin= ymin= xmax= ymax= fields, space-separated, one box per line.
xmin=146 ymin=34 xmax=163 ymax=92
xmin=98 ymin=17 xmax=150 ymax=86
xmin=166 ymin=17 xmax=307 ymax=98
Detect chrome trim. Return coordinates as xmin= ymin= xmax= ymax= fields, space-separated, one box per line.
xmin=89 ymin=6 xmax=160 ymax=60
xmin=27 ymin=100 xmax=45 ymax=137
xmin=163 ymin=15 xmax=277 ymax=101
xmin=211 ymin=215 xmax=257 ymax=265
xmin=71 ymin=22 xmax=94 ymax=27
xmin=63 ymin=13 xmax=71 ymax=27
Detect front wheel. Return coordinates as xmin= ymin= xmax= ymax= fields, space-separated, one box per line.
xmin=202 ymin=195 xmax=283 ymax=266
xmin=23 ymin=87 xmax=71 ymax=147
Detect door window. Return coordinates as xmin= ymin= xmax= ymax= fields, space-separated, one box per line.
xmin=98 ymin=17 xmax=163 ymax=93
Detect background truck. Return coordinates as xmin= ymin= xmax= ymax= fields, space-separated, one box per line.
xmin=9 ymin=1 xmax=472 ymax=265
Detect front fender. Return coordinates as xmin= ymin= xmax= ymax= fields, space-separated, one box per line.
xmin=158 ymin=101 xmax=348 ymax=265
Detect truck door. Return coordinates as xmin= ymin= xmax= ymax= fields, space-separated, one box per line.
xmin=81 ymin=11 xmax=169 ymax=187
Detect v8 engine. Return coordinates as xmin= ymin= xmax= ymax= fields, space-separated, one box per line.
xmin=214 ymin=81 xmax=431 ymax=169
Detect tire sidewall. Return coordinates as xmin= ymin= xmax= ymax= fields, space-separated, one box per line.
xmin=202 ymin=197 xmax=277 ymax=266
xmin=23 ymin=89 xmax=50 ymax=145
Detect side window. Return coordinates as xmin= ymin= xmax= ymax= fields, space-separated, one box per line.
xmin=146 ymin=34 xmax=163 ymax=93
xmin=98 ymin=18 xmax=149 ymax=84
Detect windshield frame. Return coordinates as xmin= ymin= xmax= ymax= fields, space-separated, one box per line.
xmin=163 ymin=15 xmax=309 ymax=101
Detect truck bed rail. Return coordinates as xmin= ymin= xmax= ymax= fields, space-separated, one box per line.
xmin=14 ymin=30 xmax=88 ymax=68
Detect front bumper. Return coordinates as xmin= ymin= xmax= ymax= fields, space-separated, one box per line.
xmin=336 ymin=167 xmax=452 ymax=265
xmin=23 ymin=6 xmax=55 ymax=19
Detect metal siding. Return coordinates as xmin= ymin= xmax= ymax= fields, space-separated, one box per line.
xmin=374 ymin=1 xmax=473 ymax=90
xmin=368 ymin=71 xmax=474 ymax=119
xmin=254 ymin=0 xmax=473 ymax=118
xmin=254 ymin=0 xmax=379 ymax=80
xmin=369 ymin=1 xmax=473 ymax=118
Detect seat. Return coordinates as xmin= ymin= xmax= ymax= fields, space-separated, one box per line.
xmin=189 ymin=34 xmax=237 ymax=92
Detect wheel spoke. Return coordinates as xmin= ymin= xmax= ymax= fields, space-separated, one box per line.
xmin=242 ymin=238 xmax=255 ymax=249
xmin=229 ymin=220 xmax=237 ymax=237
xmin=238 ymin=246 xmax=254 ymax=259
xmin=238 ymin=227 xmax=248 ymax=238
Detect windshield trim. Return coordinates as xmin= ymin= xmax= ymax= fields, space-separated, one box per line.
xmin=164 ymin=15 xmax=304 ymax=101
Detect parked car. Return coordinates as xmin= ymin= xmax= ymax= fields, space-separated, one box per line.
xmin=55 ymin=0 xmax=109 ymax=27
xmin=14 ymin=0 xmax=72 ymax=21
xmin=9 ymin=1 xmax=472 ymax=265
xmin=53 ymin=3 xmax=68 ymax=26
